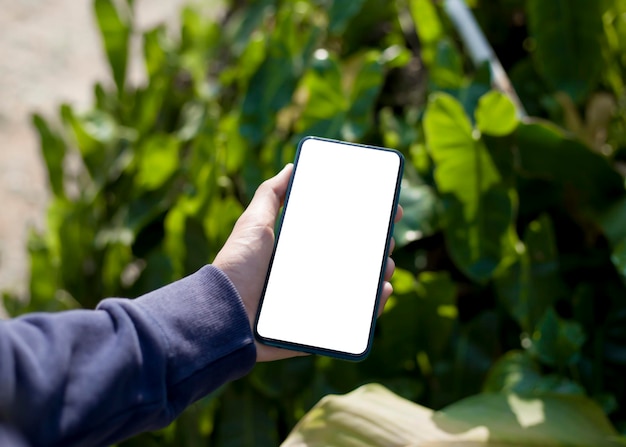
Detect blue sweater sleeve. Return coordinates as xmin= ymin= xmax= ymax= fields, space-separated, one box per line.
xmin=0 ymin=265 xmax=257 ymax=447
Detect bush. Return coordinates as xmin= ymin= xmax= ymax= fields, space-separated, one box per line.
xmin=6 ymin=0 xmax=626 ymax=444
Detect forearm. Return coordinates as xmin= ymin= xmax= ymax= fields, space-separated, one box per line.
xmin=0 ymin=265 xmax=256 ymax=447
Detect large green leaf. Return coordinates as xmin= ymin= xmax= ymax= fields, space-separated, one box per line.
xmin=94 ymin=0 xmax=131 ymax=94
xmin=424 ymin=92 xmax=517 ymax=282
xmin=475 ymin=91 xmax=519 ymax=137
xmin=516 ymin=120 xmax=624 ymax=212
xmin=527 ymin=0 xmax=604 ymax=103
xmin=282 ymin=383 xmax=622 ymax=446
xmin=494 ymin=214 xmax=568 ymax=333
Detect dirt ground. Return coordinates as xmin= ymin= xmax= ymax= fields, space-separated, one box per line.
xmin=0 ymin=0 xmax=194 ymax=312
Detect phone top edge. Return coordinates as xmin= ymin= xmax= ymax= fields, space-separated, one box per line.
xmin=299 ymin=135 xmax=405 ymax=162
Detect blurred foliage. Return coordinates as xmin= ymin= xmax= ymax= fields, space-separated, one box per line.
xmin=4 ymin=0 xmax=626 ymax=444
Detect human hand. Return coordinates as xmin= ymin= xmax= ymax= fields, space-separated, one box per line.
xmin=213 ymin=164 xmax=403 ymax=362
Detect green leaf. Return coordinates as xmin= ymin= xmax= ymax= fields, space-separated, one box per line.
xmin=249 ymin=356 xmax=316 ymax=400
xmin=213 ymin=384 xmax=279 ymax=447
xmin=328 ymin=0 xmax=367 ymax=34
xmin=516 ymin=121 xmax=624 ymax=213
xmin=429 ymin=38 xmax=465 ymax=89
xmin=381 ymin=271 xmax=457 ymax=362
xmin=282 ymin=383 xmax=622 ymax=446
xmin=101 ymin=242 xmax=133 ymax=294
xmin=183 ymin=216 xmax=210 ymax=275
xmin=27 ymin=232 xmax=61 ymax=313
xmin=484 ymin=351 xmax=586 ymax=396
xmin=409 ymin=0 xmax=443 ymax=45
xmin=527 ymin=0 xmax=604 ymax=103
xmin=295 ymin=53 xmax=346 ymax=139
xmin=475 ymin=91 xmax=519 ymax=136
xmin=393 ymin=180 xmax=439 ymax=247
xmin=61 ymin=106 xmax=122 ymax=188
xmin=408 ymin=0 xmax=444 ymax=66
xmin=240 ymin=7 xmax=319 ymax=145
xmin=599 ymin=195 xmax=626 ymax=283
xmin=494 ymin=214 xmax=568 ymax=333
xmin=203 ymin=196 xmax=244 ymax=256
xmin=424 ymin=93 xmax=499 ymax=210
xmin=143 ymin=26 xmax=168 ymax=80
xmin=220 ymin=0 xmax=274 ymax=57
xmin=344 ymin=51 xmax=385 ymax=140
xmin=136 ymin=134 xmax=180 ymax=190
xmin=295 ymin=50 xmax=385 ymax=142
xmin=378 ymin=107 xmax=419 ymax=153
xmin=530 ymin=308 xmax=586 ymax=368
xmin=599 ymin=196 xmax=626 ymax=248
xmin=94 ymin=0 xmax=130 ymax=93
xmin=424 ymin=93 xmax=516 ymax=282
xmin=32 ymin=114 xmax=66 ymax=198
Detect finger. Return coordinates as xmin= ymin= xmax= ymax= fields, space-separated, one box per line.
xmin=388 ymin=237 xmax=395 ymax=255
xmin=394 ymin=205 xmax=403 ymax=223
xmin=242 ymin=164 xmax=294 ymax=226
xmin=384 ymin=256 xmax=395 ymax=281
xmin=378 ymin=282 xmax=393 ymax=316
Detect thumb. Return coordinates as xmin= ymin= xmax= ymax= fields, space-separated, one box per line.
xmin=243 ymin=163 xmax=294 ymax=227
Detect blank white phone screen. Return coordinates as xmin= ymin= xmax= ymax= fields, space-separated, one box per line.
xmin=256 ymin=138 xmax=402 ymax=356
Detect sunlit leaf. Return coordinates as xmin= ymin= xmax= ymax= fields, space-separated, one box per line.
xmin=94 ymin=0 xmax=130 ymax=93
xmin=408 ymin=0 xmax=444 ymax=66
xmin=282 ymin=383 xmax=621 ymax=446
xmin=249 ymin=356 xmax=316 ymax=400
xmin=424 ymin=92 xmax=517 ymax=282
xmin=136 ymin=134 xmax=180 ymax=190
xmin=475 ymin=91 xmax=519 ymax=136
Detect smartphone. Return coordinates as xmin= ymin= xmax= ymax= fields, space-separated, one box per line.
xmin=254 ymin=136 xmax=404 ymax=360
